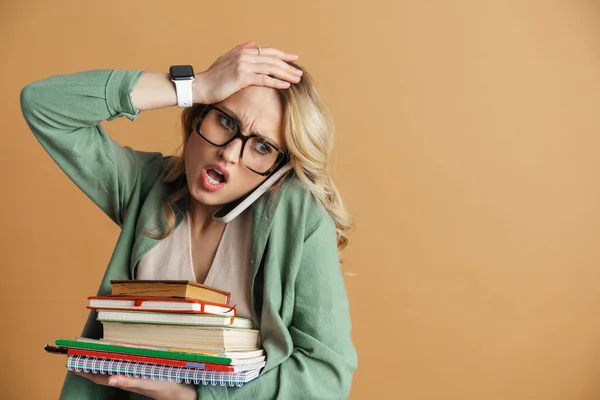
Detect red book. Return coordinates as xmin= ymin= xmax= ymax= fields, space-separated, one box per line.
xmin=87 ymin=296 xmax=236 ymax=318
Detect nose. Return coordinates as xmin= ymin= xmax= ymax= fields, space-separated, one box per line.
xmin=218 ymin=138 xmax=243 ymax=164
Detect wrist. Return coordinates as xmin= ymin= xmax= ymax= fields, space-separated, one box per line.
xmin=192 ymin=72 xmax=207 ymax=105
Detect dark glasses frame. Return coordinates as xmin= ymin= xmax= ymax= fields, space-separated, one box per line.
xmin=195 ymin=104 xmax=288 ymax=176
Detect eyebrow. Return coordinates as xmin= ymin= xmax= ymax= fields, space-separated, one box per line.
xmin=218 ymin=105 xmax=283 ymax=149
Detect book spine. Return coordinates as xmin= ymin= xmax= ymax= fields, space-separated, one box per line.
xmin=66 ymin=355 xmax=249 ymax=387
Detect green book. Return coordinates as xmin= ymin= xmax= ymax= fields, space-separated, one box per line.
xmin=54 ymin=338 xmax=233 ymax=364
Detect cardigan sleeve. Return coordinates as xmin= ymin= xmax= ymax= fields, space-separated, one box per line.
xmin=199 ymin=216 xmax=358 ymax=399
xmin=20 ymin=69 xmax=162 ymax=227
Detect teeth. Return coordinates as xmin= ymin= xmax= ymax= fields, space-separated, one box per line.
xmin=207 ymin=174 xmax=221 ymax=185
xmin=206 ymin=168 xmax=226 ymax=185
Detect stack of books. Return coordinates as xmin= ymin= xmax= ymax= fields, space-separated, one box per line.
xmin=46 ymin=280 xmax=265 ymax=387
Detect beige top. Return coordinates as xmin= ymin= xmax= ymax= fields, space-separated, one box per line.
xmin=130 ymin=210 xmax=255 ymax=400
xmin=135 ymin=208 xmax=255 ymax=321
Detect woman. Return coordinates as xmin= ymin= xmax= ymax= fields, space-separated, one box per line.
xmin=20 ymin=41 xmax=357 ymax=400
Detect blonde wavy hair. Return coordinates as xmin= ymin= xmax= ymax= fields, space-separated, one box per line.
xmin=146 ymin=64 xmax=353 ymax=253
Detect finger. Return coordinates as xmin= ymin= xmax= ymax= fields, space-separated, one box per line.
xmin=242 ymin=46 xmax=299 ymax=61
xmin=72 ymin=371 xmax=112 ymax=386
xmin=245 ymin=56 xmax=303 ymax=77
xmin=249 ymin=73 xmax=292 ymax=89
xmin=108 ymin=375 xmax=139 ymax=389
xmin=72 ymin=371 xmax=158 ymax=393
xmin=244 ymin=56 xmax=304 ymax=76
xmin=108 ymin=375 xmax=181 ymax=393
xmin=250 ymin=63 xmax=303 ymax=85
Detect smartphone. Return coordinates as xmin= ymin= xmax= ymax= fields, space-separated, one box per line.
xmin=212 ymin=162 xmax=293 ymax=223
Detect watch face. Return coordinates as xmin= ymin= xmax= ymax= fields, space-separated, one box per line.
xmin=169 ymin=65 xmax=195 ymax=80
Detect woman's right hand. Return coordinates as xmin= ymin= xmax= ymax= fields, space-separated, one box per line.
xmin=193 ymin=40 xmax=303 ymax=105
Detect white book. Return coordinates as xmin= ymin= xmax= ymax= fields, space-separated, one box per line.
xmin=102 ymin=322 xmax=261 ymax=352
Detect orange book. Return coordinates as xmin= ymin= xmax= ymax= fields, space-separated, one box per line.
xmin=110 ymin=280 xmax=230 ymax=305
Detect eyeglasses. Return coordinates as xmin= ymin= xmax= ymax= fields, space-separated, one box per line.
xmin=195 ymin=104 xmax=288 ymax=176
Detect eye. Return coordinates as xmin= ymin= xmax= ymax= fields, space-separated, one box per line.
xmin=218 ymin=114 xmax=236 ymax=131
xmin=251 ymin=138 xmax=273 ymax=155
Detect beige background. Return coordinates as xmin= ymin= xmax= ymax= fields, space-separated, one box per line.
xmin=2 ymin=0 xmax=600 ymax=399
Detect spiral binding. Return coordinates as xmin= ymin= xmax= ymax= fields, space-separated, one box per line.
xmin=67 ymin=355 xmax=259 ymax=387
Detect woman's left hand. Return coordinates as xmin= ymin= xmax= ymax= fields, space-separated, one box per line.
xmin=73 ymin=371 xmax=198 ymax=400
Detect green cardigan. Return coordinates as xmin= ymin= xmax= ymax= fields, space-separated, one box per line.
xmin=20 ymin=70 xmax=357 ymax=399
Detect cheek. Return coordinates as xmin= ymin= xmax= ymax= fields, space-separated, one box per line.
xmin=183 ymin=148 xmax=197 ymax=176
xmin=184 ymin=136 xmax=208 ymax=174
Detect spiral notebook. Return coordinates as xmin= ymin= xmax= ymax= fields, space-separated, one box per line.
xmin=67 ymin=355 xmax=261 ymax=387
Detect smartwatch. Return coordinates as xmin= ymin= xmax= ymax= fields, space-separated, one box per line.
xmin=169 ymin=65 xmax=195 ymax=108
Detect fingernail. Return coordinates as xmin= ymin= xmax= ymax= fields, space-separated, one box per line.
xmin=108 ymin=378 xmax=118 ymax=386
xmin=290 ymin=54 xmax=299 ymax=59
xmin=294 ymin=69 xmax=303 ymax=76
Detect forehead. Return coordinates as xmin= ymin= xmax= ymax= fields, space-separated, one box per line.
xmin=217 ymin=86 xmax=283 ymax=146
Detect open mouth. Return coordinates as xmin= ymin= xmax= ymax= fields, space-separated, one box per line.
xmin=206 ymin=168 xmax=227 ymax=185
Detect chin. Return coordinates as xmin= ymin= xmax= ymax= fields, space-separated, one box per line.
xmin=188 ymin=183 xmax=230 ymax=206
xmin=189 ymin=189 xmax=222 ymax=206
